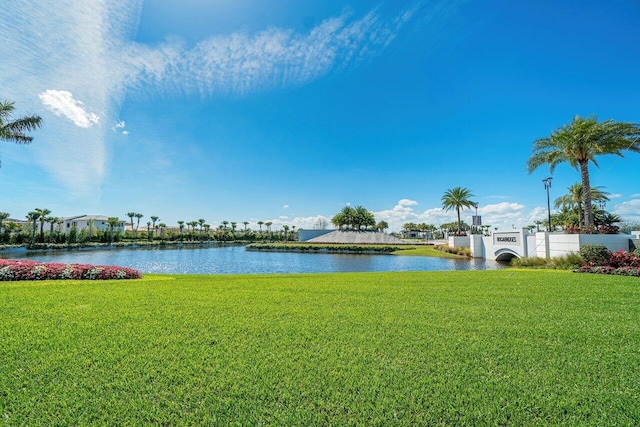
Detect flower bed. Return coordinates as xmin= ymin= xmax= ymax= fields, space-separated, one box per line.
xmin=0 ymin=259 xmax=142 ymax=281
xmin=578 ymin=249 xmax=640 ymax=277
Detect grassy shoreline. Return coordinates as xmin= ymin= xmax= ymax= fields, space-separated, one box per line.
xmin=1 ymin=270 xmax=638 ymax=425
xmin=246 ymin=242 xmax=466 ymax=258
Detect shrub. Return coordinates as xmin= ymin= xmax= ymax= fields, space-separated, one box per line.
xmin=579 ymin=244 xmax=611 ymax=266
xmin=434 ymin=245 xmax=470 ymax=257
xmin=511 ymin=253 xmax=582 ymax=270
xmin=0 ymin=259 xmax=142 ymax=281
xmin=608 ymin=250 xmax=640 ymax=268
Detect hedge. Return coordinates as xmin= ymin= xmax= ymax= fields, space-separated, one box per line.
xmin=0 ymin=259 xmax=142 ymax=281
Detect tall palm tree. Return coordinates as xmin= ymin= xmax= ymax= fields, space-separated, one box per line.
xmin=25 ymin=211 xmax=39 ymax=245
xmin=45 ymin=216 xmax=58 ymax=242
xmin=134 ymin=213 xmax=144 ymax=239
xmin=527 ymin=116 xmax=640 ymax=229
xmin=177 ymin=220 xmax=185 ymax=241
xmin=150 ymin=216 xmax=159 ymax=239
xmin=126 ymin=212 xmax=136 ymax=238
xmin=198 ymin=219 xmax=206 ymax=240
xmin=242 ymin=221 xmax=249 ymax=233
xmin=188 ymin=221 xmax=198 ymax=240
xmin=0 ymin=100 xmax=42 ymax=165
xmin=554 ymin=183 xmax=609 ymax=228
xmin=257 ymin=221 xmax=264 ymax=233
xmin=441 ymin=187 xmax=476 ymax=235
xmin=35 ymin=208 xmax=51 ymax=243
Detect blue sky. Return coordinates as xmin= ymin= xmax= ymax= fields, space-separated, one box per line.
xmin=1 ymin=0 xmax=639 ymax=231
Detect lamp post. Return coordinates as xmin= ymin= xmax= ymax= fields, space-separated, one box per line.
xmin=473 ymin=202 xmax=478 ymax=234
xmin=542 ymin=177 xmax=553 ymax=232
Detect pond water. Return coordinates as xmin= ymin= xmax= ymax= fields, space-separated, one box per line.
xmin=0 ymin=245 xmax=504 ymax=274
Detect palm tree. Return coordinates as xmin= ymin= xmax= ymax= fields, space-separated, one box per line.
xmin=150 ymin=216 xmax=159 ymax=240
xmin=0 ymin=100 xmax=42 ymax=165
xmin=257 ymin=221 xmax=264 ymax=233
xmin=45 ymin=216 xmax=58 ymax=242
xmin=158 ymin=223 xmax=166 ymax=240
xmin=376 ymin=221 xmax=389 ymax=233
xmin=177 ymin=220 xmax=185 ymax=241
xmin=527 ymin=116 xmax=640 ymax=229
xmin=283 ymin=224 xmax=290 ymax=241
xmin=554 ymin=183 xmax=609 ymax=228
xmin=107 ymin=217 xmax=120 ymax=243
xmin=126 ymin=212 xmax=136 ymax=238
xmin=441 ymin=187 xmax=476 ymax=235
xmin=134 ymin=213 xmax=144 ymax=239
xmin=198 ymin=219 xmax=206 ymax=240
xmin=25 ymin=211 xmax=39 ymax=245
xmin=34 ymin=208 xmax=51 ymax=243
xmin=265 ymin=222 xmax=272 ymax=235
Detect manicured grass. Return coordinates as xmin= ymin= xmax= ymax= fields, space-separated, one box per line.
xmin=1 ymin=270 xmax=639 ymax=425
xmin=391 ymin=245 xmax=465 ymax=258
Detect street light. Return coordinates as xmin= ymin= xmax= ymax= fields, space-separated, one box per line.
xmin=473 ymin=202 xmax=478 ymax=233
xmin=542 ymin=177 xmax=553 ymax=232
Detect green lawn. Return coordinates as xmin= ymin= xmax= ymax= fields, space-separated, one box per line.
xmin=1 ymin=270 xmax=639 ymax=425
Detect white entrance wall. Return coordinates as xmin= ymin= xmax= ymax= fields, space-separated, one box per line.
xmin=466 ymin=230 xmax=634 ymax=261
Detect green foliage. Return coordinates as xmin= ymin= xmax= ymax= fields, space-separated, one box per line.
xmin=434 ymin=244 xmax=471 ymax=257
xmin=331 ymin=205 xmax=376 ymax=231
xmin=512 ymin=253 xmax=583 ymax=270
xmin=579 ymin=244 xmax=611 ymax=266
xmin=1 ymin=271 xmax=639 ymax=425
xmin=246 ymin=243 xmax=409 ymax=254
xmin=527 ymin=115 xmax=640 ymax=228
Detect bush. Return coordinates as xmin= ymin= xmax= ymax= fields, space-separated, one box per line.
xmin=579 ymin=244 xmax=611 ymax=266
xmin=577 ymin=250 xmax=640 ymax=277
xmin=511 ymin=253 xmax=582 ymax=270
xmin=0 ymin=259 xmax=142 ymax=281
xmin=434 ymin=245 xmax=470 ymax=257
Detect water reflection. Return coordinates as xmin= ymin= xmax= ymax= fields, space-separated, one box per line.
xmin=0 ymin=245 xmax=504 ymax=274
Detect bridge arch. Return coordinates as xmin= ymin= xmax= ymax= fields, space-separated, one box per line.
xmin=494 ymin=248 xmax=521 ymax=262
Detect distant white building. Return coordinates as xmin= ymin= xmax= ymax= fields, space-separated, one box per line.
xmin=45 ymin=215 xmax=126 ymax=234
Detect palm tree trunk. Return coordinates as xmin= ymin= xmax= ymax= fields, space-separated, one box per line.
xmin=456 ymin=207 xmax=461 ymax=234
xmin=577 ymin=200 xmax=583 ymax=228
xmin=580 ymin=161 xmax=594 ymax=230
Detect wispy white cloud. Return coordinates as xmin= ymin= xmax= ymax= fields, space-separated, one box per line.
xmin=39 ymin=90 xmax=100 ymax=128
xmin=124 ymin=7 xmax=418 ymax=98
xmin=609 ymin=193 xmax=622 ymax=199
xmin=283 ymin=204 xmax=290 ymax=209
xmin=0 ymin=1 xmax=433 ymax=194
